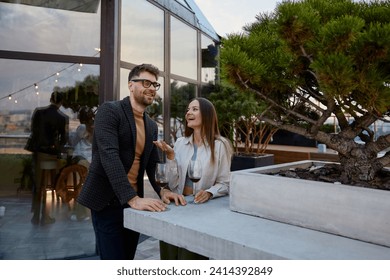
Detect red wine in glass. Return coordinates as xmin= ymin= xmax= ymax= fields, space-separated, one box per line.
xmin=156 ymin=163 xmax=169 ymax=189
xmin=156 ymin=180 xmax=168 ymax=189
xmin=188 ymin=159 xmax=202 ymax=183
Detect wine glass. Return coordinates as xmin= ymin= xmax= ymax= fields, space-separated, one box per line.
xmin=188 ymin=159 xmax=202 ymax=184
xmin=155 ymin=163 xmax=169 ymax=189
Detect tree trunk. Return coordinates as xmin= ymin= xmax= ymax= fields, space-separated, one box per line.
xmin=339 ymin=153 xmax=383 ymax=183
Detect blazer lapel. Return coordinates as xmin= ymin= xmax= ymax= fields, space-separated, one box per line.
xmin=143 ymin=114 xmax=152 ymax=158
xmin=121 ymin=97 xmax=137 ymax=146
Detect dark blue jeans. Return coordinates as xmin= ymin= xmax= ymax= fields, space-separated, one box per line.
xmin=91 ymin=201 xmax=140 ymax=260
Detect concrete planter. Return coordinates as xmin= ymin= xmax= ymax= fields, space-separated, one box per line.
xmin=230 ymin=160 xmax=390 ymax=247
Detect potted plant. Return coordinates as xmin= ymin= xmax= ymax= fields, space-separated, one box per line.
xmin=209 ymin=83 xmax=278 ymax=171
xmin=220 ymin=0 xmax=390 ymax=189
xmin=219 ymin=0 xmax=390 ymax=247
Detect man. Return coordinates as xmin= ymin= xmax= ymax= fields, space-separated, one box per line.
xmin=77 ymin=63 xmax=186 ymax=260
xmin=29 ymin=91 xmax=69 ymax=225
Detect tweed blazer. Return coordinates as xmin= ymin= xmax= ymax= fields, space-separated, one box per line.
xmin=77 ymin=97 xmax=161 ymax=211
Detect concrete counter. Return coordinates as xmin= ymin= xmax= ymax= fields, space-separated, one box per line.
xmin=124 ymin=196 xmax=390 ymax=259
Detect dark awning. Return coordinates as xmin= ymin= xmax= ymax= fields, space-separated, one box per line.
xmin=1 ymin=0 xmax=100 ymax=13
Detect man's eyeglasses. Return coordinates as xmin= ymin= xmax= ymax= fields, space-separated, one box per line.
xmin=131 ymin=79 xmax=161 ymax=90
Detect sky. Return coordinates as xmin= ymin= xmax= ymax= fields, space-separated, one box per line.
xmin=194 ymin=0 xmax=281 ymax=37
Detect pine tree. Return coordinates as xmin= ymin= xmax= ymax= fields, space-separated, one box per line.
xmin=220 ymin=0 xmax=390 ymax=187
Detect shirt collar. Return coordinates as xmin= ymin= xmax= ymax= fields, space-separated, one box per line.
xmin=183 ymin=135 xmax=210 ymax=147
xmin=184 ymin=136 xmax=192 ymax=145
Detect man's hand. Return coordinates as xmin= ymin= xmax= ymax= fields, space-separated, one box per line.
xmin=160 ymin=188 xmax=187 ymax=206
xmin=128 ymin=196 xmax=167 ymax=212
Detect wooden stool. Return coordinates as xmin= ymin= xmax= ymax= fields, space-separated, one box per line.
xmin=55 ymin=164 xmax=88 ymax=203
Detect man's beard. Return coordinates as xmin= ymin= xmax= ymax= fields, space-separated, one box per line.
xmin=135 ymin=89 xmax=155 ymax=107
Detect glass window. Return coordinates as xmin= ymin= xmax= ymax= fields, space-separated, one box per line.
xmin=121 ymin=0 xmax=164 ymax=70
xmin=119 ymin=68 xmax=130 ymax=101
xmin=171 ymin=16 xmax=197 ymax=80
xmin=0 ymin=59 xmax=99 ymax=259
xmin=169 ymin=79 xmax=196 ymax=144
xmin=145 ymin=77 xmax=165 ymax=141
xmin=0 ymin=2 xmax=100 ymax=56
xmin=201 ymin=82 xmax=217 ymax=99
xmin=201 ymin=35 xmax=218 ymax=84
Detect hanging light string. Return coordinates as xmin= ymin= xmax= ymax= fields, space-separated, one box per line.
xmin=0 ymin=62 xmax=80 ymax=103
xmin=0 ymin=50 xmax=100 ymax=103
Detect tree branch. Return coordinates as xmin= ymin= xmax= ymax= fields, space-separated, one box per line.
xmin=236 ymin=71 xmax=317 ymax=125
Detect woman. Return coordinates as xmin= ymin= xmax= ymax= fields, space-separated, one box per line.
xmin=154 ymin=97 xmax=233 ymax=259
xmin=72 ymin=106 xmax=95 ymax=167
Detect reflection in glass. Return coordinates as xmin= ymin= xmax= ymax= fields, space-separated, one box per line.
xmin=121 ymin=0 xmax=164 ymax=69
xmin=201 ymin=35 xmax=218 ymax=84
xmin=0 ymin=59 xmax=99 ymax=115
xmin=120 ymin=68 xmax=131 ymax=101
xmin=0 ymin=2 xmax=101 ymax=56
xmin=201 ymin=82 xmax=217 ymax=100
xmin=146 ymin=77 xmax=165 ymax=141
xmin=171 ymin=16 xmax=197 ymax=80
xmin=169 ymin=80 xmax=196 ymax=144
xmin=0 ymin=59 xmax=98 ymax=259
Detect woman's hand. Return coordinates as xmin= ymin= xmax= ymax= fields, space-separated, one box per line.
xmin=153 ymin=140 xmax=175 ymax=160
xmin=194 ymin=190 xmax=213 ymax=204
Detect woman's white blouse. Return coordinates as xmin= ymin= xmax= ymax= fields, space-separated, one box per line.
xmin=166 ymin=136 xmax=231 ymax=198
